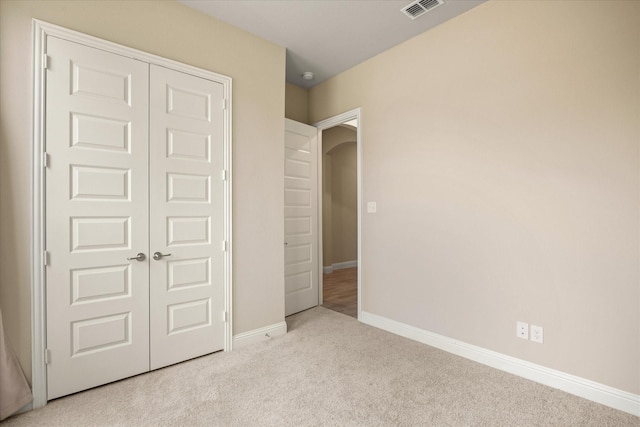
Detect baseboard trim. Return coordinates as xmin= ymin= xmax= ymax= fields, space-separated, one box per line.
xmin=359 ymin=311 xmax=640 ymax=416
xmin=232 ymin=321 xmax=287 ymax=349
xmin=323 ymin=260 xmax=357 ymax=274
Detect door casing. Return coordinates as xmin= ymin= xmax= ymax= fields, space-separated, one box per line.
xmin=31 ymin=19 xmax=233 ymax=409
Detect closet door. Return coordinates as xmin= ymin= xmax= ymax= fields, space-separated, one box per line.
xmin=148 ymin=65 xmax=226 ymax=369
xmin=45 ymin=37 xmax=150 ymax=399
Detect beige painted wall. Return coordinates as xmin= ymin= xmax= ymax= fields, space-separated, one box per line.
xmin=0 ymin=0 xmax=285 ymax=383
xmin=322 ymin=127 xmax=358 ymax=266
xmin=310 ymin=0 xmax=640 ymax=394
xmin=285 ymin=83 xmax=309 ymax=124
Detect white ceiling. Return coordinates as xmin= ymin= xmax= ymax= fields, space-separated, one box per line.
xmin=179 ymin=0 xmax=485 ymax=88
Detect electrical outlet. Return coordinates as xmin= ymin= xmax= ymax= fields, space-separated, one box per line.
xmin=516 ymin=321 xmax=528 ymax=339
xmin=530 ymin=325 xmax=543 ymax=343
xmin=367 ymin=202 xmax=377 ymax=213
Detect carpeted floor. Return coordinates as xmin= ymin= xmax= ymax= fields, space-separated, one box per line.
xmin=3 ymin=307 xmax=638 ymax=426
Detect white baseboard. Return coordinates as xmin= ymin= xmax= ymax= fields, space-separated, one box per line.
xmin=359 ymin=311 xmax=640 ymax=417
xmin=232 ymin=321 xmax=287 ymax=349
xmin=323 ymin=260 xmax=357 ymax=274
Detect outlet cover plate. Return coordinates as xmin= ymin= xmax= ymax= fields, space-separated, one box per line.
xmin=517 ymin=321 xmax=528 ymax=339
xmin=531 ymin=325 xmax=543 ymax=343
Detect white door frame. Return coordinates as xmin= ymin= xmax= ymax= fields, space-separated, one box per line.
xmin=31 ymin=19 xmax=233 ymax=408
xmin=313 ymin=108 xmax=362 ymax=319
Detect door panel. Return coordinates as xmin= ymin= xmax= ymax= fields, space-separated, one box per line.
xmin=149 ymin=65 xmax=225 ymax=370
xmin=45 ymin=37 xmax=150 ymax=400
xmin=284 ymin=119 xmax=319 ymax=316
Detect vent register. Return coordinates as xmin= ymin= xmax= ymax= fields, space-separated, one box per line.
xmin=401 ymin=0 xmax=444 ymax=20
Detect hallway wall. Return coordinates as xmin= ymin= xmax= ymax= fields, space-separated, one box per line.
xmin=322 ymin=126 xmax=358 ymax=267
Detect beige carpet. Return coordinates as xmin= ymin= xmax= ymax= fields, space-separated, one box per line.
xmin=3 ymin=307 xmax=638 ymax=426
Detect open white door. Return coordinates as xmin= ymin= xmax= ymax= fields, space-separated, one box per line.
xmin=284 ymin=119 xmax=319 ymax=316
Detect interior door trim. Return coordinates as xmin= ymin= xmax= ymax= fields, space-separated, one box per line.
xmin=313 ymin=108 xmax=362 ymax=320
xmin=31 ymin=19 xmax=233 ymax=409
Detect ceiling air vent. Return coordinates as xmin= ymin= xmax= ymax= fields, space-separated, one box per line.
xmin=401 ymin=0 xmax=444 ymax=20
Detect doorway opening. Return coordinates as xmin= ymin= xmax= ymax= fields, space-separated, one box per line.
xmin=314 ymin=110 xmax=361 ymax=320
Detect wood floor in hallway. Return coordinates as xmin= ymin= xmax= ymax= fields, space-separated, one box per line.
xmin=322 ymin=267 xmax=357 ymax=318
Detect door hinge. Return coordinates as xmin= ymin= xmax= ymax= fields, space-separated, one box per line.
xmin=43 ymin=152 xmax=49 ymax=168
xmin=43 ymin=54 xmax=49 ymax=69
xmin=224 ymin=311 xmax=229 ymax=322
xmin=222 ymin=240 xmax=228 ymax=252
xmin=44 ymin=349 xmax=51 ymax=364
xmin=43 ymin=250 xmax=49 ymax=266
xmin=221 ymin=169 xmax=228 ymax=181
xmin=222 ymin=98 xmax=227 ymax=110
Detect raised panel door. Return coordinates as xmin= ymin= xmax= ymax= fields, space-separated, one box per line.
xmin=45 ymin=37 xmax=150 ymax=399
xmin=149 ymin=65 xmax=225 ymax=369
xmin=284 ymin=119 xmax=319 ymax=316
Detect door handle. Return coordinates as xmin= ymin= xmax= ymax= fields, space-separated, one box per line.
xmin=153 ymin=252 xmax=172 ymax=261
xmin=127 ymin=252 xmax=146 ymax=262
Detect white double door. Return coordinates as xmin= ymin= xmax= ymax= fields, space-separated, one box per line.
xmin=45 ymin=37 xmax=225 ymax=399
